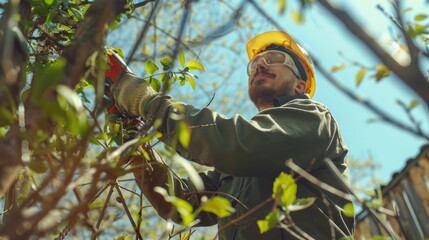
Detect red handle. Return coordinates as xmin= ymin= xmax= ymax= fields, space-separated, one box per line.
xmin=105 ymin=51 xmax=131 ymax=83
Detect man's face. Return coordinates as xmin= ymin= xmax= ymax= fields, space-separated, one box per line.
xmin=247 ymin=52 xmax=302 ymax=108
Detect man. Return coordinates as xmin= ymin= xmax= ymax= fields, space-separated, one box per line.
xmin=109 ymin=31 xmax=355 ymax=239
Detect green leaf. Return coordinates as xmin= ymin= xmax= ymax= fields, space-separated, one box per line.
xmin=179 ymin=49 xmax=186 ymax=68
xmin=56 ymin=85 xmax=90 ymax=135
xmin=408 ymin=99 xmax=420 ymax=110
xmin=31 ymin=58 xmax=67 ymax=105
xmin=56 ymin=85 xmax=84 ymax=111
xmin=69 ymin=7 xmax=83 ymax=21
xmin=356 ymin=68 xmax=367 ymax=86
xmin=288 ymin=197 xmax=315 ymax=212
xmin=200 ymin=196 xmax=235 ymax=218
xmin=257 ymin=209 xmax=282 ymax=234
xmin=343 ymin=203 xmax=355 ymax=217
xmin=373 ymin=64 xmax=390 ymax=81
xmin=44 ymin=0 xmax=55 ymax=6
xmin=160 ymin=56 xmax=173 ymax=70
xmin=272 ymin=172 xmax=297 ymax=207
xmin=185 ymin=74 xmax=196 ymax=90
xmin=144 ymin=60 xmax=159 ymax=75
xmin=178 ymin=121 xmax=191 ymax=148
xmin=277 ymin=0 xmax=287 ymax=14
xmin=115 ymin=232 xmax=132 ymax=240
xmin=291 ymin=10 xmax=305 ymax=24
xmin=148 ymin=77 xmax=161 ymax=92
xmin=186 ymin=60 xmax=205 ymax=72
xmin=154 ymin=187 xmax=195 ymax=226
xmin=414 ymin=14 xmax=428 ymax=21
xmin=330 ymin=63 xmax=346 ymax=73
xmin=402 ymin=7 xmax=412 ymax=14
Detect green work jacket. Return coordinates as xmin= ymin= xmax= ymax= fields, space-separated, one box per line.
xmin=121 ymin=90 xmax=355 ymax=239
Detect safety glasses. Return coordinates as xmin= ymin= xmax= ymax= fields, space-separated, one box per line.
xmin=247 ymin=50 xmax=300 ymax=78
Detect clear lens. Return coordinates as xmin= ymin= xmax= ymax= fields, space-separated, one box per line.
xmin=247 ymin=50 xmax=300 ymax=78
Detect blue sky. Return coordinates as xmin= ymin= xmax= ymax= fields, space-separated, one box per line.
xmin=258 ymin=0 xmax=429 ymax=183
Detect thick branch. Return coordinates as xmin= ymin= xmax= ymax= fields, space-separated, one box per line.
xmin=316 ymin=0 xmax=429 ymax=107
xmin=61 ymin=0 xmax=127 ymax=88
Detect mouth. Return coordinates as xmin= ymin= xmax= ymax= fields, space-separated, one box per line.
xmin=251 ymin=71 xmax=276 ymax=85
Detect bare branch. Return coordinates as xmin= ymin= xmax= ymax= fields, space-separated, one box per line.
xmin=316 ymin=0 xmax=429 ymax=108
xmin=127 ymin=0 xmax=161 ymax=64
xmin=312 ymin=58 xmax=429 ymax=140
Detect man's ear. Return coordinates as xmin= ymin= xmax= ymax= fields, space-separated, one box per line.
xmin=295 ymin=80 xmax=307 ymax=94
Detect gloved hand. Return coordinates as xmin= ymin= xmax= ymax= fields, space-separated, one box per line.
xmin=111 ymin=72 xmax=157 ymax=119
xmin=104 ymin=50 xmax=157 ymax=119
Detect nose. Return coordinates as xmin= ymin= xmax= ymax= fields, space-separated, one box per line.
xmin=252 ymin=58 xmax=268 ymax=73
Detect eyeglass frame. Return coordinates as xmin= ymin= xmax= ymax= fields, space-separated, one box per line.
xmin=246 ymin=50 xmax=301 ymax=79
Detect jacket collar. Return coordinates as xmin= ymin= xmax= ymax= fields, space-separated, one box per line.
xmin=273 ymin=94 xmax=309 ymax=107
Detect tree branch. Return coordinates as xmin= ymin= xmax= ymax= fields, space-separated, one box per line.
xmin=61 ymin=0 xmax=127 ymax=88
xmin=313 ymin=58 xmax=429 ymax=140
xmin=316 ymin=0 xmax=429 ymax=107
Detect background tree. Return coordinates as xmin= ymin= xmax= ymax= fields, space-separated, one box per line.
xmin=0 ymin=0 xmax=428 ymax=239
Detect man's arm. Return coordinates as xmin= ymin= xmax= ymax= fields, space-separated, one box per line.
xmin=142 ymin=95 xmax=346 ymax=177
xmin=112 ymin=72 xmax=346 ymax=177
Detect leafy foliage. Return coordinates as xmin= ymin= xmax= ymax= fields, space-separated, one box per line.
xmin=257 ymin=172 xmax=315 ymax=234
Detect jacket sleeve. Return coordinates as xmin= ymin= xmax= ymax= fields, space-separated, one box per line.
xmin=130 ymin=150 xmax=220 ymax=226
xmin=143 ymin=95 xmax=347 ymax=177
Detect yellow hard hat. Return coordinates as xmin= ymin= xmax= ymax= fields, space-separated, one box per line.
xmin=246 ymin=31 xmax=316 ymax=98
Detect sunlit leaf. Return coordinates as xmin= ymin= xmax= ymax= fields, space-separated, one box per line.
xmin=277 ymin=0 xmax=287 ymax=14
xmin=257 ymin=209 xmax=282 ymax=234
xmin=174 ymin=199 xmax=194 ymax=225
xmin=44 ymin=0 xmax=54 ymax=6
xmin=148 ymin=77 xmax=161 ymax=92
xmin=414 ymin=14 xmax=428 ymax=21
xmin=178 ymin=121 xmax=191 ymax=148
xmin=272 ymin=172 xmax=297 ymax=207
xmin=186 ymin=60 xmax=205 ymax=71
xmin=331 ymin=63 xmax=346 ymax=73
xmin=402 ymin=7 xmax=412 ymax=14
xmin=291 ymin=10 xmax=305 ymax=24
xmin=413 ymin=23 xmax=428 ymax=36
xmin=356 ymin=68 xmax=367 ymax=86
xmin=373 ymin=64 xmax=390 ymax=81
xmin=115 ymin=232 xmax=132 ymax=240
xmin=408 ymin=99 xmax=420 ymax=110
xmin=56 ymin=85 xmax=84 ymax=111
xmin=179 ymin=49 xmax=186 ymax=68
xmin=173 ymin=154 xmax=204 ymax=191
xmin=160 ymin=56 xmax=173 ymax=70
xmin=186 ymin=74 xmax=196 ymax=90
xmin=154 ymin=187 xmax=195 ymax=226
xmin=288 ymin=197 xmax=315 ymax=212
xmin=144 ymin=60 xmax=159 ymax=75
xmin=69 ymin=7 xmax=83 ymax=21
xmin=201 ymin=196 xmax=235 ymax=218
xmin=343 ymin=203 xmax=355 ymax=217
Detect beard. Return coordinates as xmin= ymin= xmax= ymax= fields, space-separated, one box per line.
xmin=248 ymin=84 xmax=276 ymax=106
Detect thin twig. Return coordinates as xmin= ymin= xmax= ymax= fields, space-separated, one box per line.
xmin=312 ymin=58 xmax=429 ymax=140
xmin=126 ymin=0 xmax=161 ymax=64
xmin=114 ymin=182 xmax=143 ymax=240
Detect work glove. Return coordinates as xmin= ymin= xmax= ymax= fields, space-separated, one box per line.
xmin=104 ymin=50 xmax=157 ymax=120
